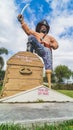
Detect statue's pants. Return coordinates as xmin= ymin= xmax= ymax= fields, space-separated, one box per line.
xmin=28 ymin=35 xmax=52 ymax=70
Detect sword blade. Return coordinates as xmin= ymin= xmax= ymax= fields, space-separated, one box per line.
xmin=21 ymin=4 xmax=30 ymax=14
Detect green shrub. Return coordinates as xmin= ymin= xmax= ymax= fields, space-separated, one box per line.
xmin=52 ymin=84 xmax=73 ymax=90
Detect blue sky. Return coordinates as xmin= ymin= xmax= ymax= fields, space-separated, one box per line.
xmin=0 ymin=0 xmax=73 ymax=71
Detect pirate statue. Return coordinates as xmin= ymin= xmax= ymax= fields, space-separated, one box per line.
xmin=17 ymin=14 xmax=59 ymax=88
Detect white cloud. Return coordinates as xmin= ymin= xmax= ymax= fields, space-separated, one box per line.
xmin=50 ymin=0 xmax=70 ymax=10
xmin=22 ymin=0 xmax=32 ymax=3
xmin=50 ymin=15 xmax=73 ymax=35
xmin=0 ymin=0 xmax=28 ymax=65
xmin=46 ymin=0 xmax=73 ymax=70
xmin=0 ymin=0 xmax=30 ymax=71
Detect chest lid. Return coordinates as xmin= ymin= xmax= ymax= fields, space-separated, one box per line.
xmin=7 ymin=51 xmax=44 ymax=67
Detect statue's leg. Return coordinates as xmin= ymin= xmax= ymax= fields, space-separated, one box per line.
xmin=42 ymin=48 xmax=52 ymax=88
xmin=28 ymin=35 xmax=46 ymax=56
xmin=42 ymin=48 xmax=52 ymax=70
xmin=28 ymin=35 xmax=52 ymax=88
xmin=27 ymin=42 xmax=34 ymax=52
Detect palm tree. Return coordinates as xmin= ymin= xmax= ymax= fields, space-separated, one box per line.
xmin=0 ymin=47 xmax=8 ymax=70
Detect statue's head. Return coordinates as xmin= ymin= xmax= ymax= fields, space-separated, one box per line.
xmin=36 ymin=19 xmax=50 ymax=34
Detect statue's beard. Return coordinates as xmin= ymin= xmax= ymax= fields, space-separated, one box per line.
xmin=40 ymin=29 xmax=47 ymax=34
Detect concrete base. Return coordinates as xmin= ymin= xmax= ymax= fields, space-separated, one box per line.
xmin=0 ymin=85 xmax=73 ymax=103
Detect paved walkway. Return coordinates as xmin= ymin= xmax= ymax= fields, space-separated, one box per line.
xmin=0 ymin=102 xmax=73 ymax=125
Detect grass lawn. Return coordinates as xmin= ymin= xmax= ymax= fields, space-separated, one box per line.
xmin=57 ymin=90 xmax=73 ymax=98
xmin=0 ymin=120 xmax=73 ymax=130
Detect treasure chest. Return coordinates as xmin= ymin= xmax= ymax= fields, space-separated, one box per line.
xmin=1 ymin=51 xmax=44 ymax=97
